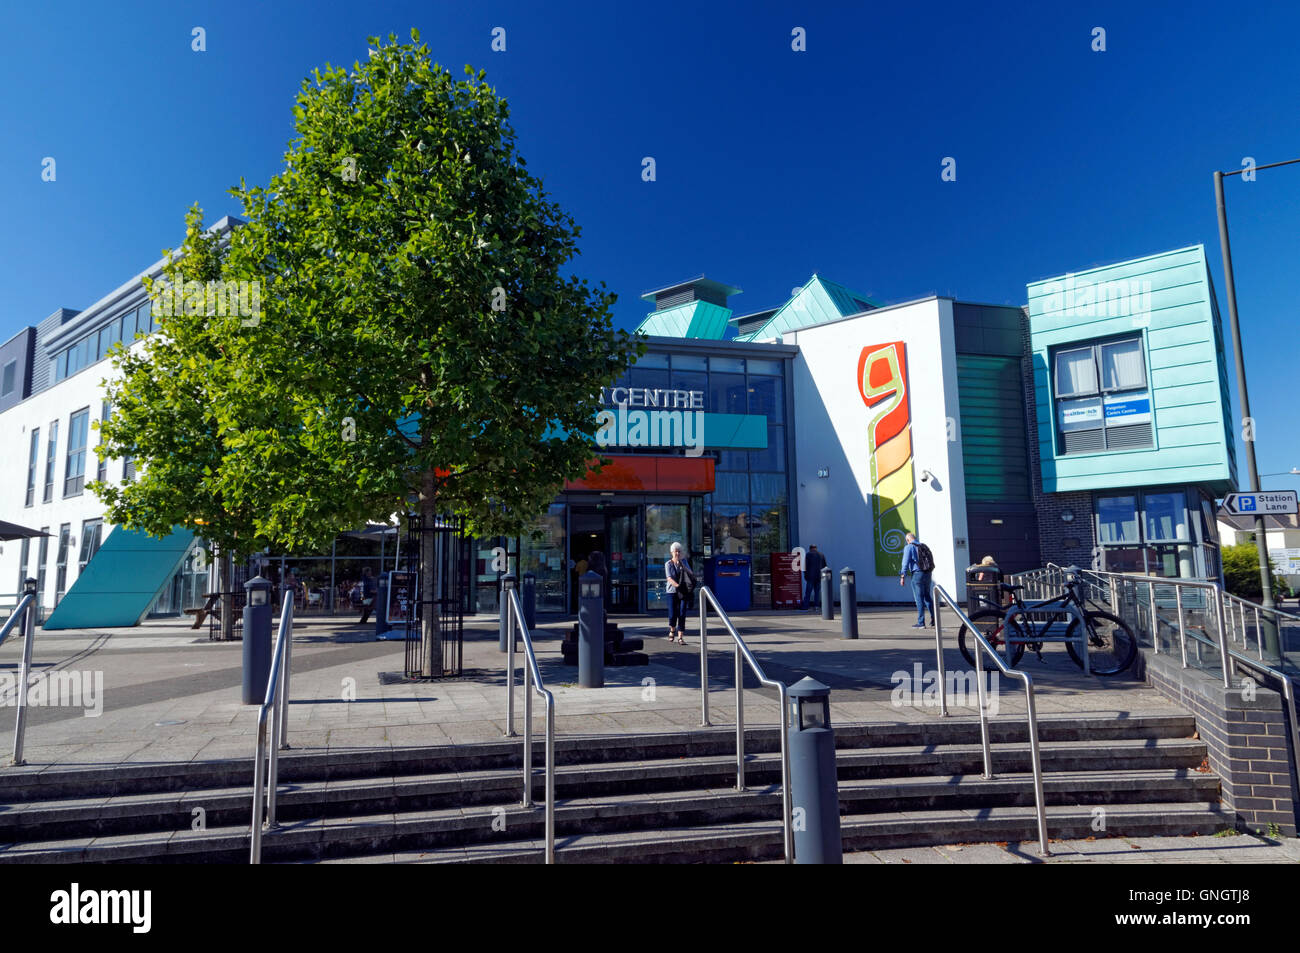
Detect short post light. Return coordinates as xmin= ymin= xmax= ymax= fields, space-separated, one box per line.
xmin=242 ymin=575 xmax=273 ymax=704
xmin=788 ymin=677 xmax=842 ymax=864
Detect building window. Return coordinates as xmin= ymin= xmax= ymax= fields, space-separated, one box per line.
xmin=54 ymin=523 xmax=71 ymax=605
xmin=1096 ymin=489 xmax=1198 ymax=578
xmin=123 ymin=456 xmax=136 ymax=482
xmin=36 ymin=528 xmax=49 ymax=603
xmin=25 ymin=428 xmax=39 ymax=507
xmin=97 ymin=401 xmax=110 ymax=483
xmin=64 ymin=408 xmax=90 ymax=497
xmin=1053 ymin=335 xmax=1152 ymax=453
xmin=1 ymin=360 xmax=15 ymax=397
xmin=78 ymin=519 xmax=103 ymax=574
xmin=43 ymin=421 xmax=58 ymax=503
xmin=17 ymin=538 xmax=30 ymax=593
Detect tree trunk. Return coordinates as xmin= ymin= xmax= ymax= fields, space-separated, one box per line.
xmin=420 ymin=470 xmax=442 ymax=677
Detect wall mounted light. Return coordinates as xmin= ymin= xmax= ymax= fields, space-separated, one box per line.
xmin=1061 ymin=510 xmax=1075 ymax=523
xmin=816 ymin=467 xmax=829 ymax=479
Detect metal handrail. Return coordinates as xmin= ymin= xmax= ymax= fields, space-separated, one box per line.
xmin=1041 ymin=564 xmax=1300 ymax=811
xmin=1047 ymin=564 xmax=1237 ymax=687
xmin=502 ymin=585 xmax=555 ymax=864
xmin=931 ymin=582 xmax=1049 ymax=856
xmin=249 ymin=594 xmax=295 ymax=864
xmin=3 ymin=589 xmax=38 ymax=766
xmin=697 ymin=585 xmax=795 ymax=864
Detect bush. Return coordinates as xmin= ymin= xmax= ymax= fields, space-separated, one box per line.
xmin=1221 ymin=542 xmax=1290 ymax=601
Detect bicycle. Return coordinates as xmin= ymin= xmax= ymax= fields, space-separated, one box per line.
xmin=955 ymin=569 xmax=1137 ymax=675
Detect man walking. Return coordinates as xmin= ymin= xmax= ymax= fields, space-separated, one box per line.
xmin=899 ymin=532 xmax=936 ymax=628
xmin=358 ymin=566 xmax=377 ymax=624
xmin=803 ymin=544 xmax=826 ymax=610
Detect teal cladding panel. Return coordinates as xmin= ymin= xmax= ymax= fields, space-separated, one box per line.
xmin=742 ymin=275 xmax=878 ymax=341
xmin=635 ymin=300 xmax=732 ymax=339
xmin=1026 ymin=245 xmax=1236 ymax=495
xmin=956 ymin=355 xmax=1032 ymax=502
xmin=42 ymin=526 xmax=195 ymax=629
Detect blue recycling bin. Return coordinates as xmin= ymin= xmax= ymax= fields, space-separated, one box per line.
xmin=705 ymin=554 xmax=751 ymax=612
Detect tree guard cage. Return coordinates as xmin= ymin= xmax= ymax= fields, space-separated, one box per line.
xmin=402 ymin=512 xmax=469 ymax=678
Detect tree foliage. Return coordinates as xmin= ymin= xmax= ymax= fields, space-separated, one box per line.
xmin=1221 ymin=542 xmax=1289 ymax=601
xmin=94 ymin=31 xmax=641 ymax=559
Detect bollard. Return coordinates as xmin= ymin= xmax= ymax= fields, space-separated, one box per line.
xmin=578 ymin=571 xmax=605 ymax=688
xmin=840 ymin=568 xmax=858 ymax=640
xmin=241 ymin=575 xmax=273 ymax=704
xmin=522 ymin=572 xmax=537 ymax=630
xmin=499 ymin=573 xmax=516 ymax=652
xmin=788 ymin=677 xmax=842 ymax=864
xmin=820 ymin=567 xmax=834 ymax=621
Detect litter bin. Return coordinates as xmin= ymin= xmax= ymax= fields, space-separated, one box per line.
xmin=965 ymin=563 xmax=1002 ymax=616
xmin=704 ymin=554 xmax=751 ymax=612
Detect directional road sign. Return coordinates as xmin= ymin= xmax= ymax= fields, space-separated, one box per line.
xmin=1221 ymin=490 xmax=1299 ymax=516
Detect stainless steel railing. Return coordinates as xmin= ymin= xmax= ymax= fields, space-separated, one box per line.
xmin=249 ymin=594 xmax=295 ymax=864
xmin=697 ymin=585 xmax=795 ymax=864
xmin=1034 ymin=564 xmax=1300 ymax=811
xmin=2 ymin=589 xmax=38 ymax=766
xmin=931 ymin=582 xmax=1049 ymax=856
xmin=503 ymin=585 xmax=556 ymax=864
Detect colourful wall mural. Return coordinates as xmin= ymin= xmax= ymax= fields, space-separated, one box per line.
xmin=858 ymin=341 xmax=917 ymax=575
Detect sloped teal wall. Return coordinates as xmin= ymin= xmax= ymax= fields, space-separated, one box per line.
xmin=42 ymin=526 xmax=195 ymax=629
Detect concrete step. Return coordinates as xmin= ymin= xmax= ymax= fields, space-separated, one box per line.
xmin=0 ymin=770 xmax=1222 ymax=864
xmin=0 ymin=736 xmax=1209 ymax=843
xmin=0 ymin=714 xmax=1198 ymax=803
xmin=356 ymin=802 xmax=1230 ymax=865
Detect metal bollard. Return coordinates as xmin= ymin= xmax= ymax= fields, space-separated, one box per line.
xmin=840 ymin=568 xmax=858 ymax=640
xmin=578 ymin=571 xmax=605 ymax=688
xmin=821 ymin=567 xmax=834 ymax=621
xmin=499 ymin=574 xmax=516 ymax=652
xmin=522 ymin=572 xmax=537 ymax=630
xmin=788 ymin=677 xmax=842 ymax=864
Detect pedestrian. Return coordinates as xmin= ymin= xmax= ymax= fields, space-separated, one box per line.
xmin=803 ymin=544 xmax=826 ymax=610
xmin=664 ymin=541 xmax=696 ymax=644
xmin=899 ymin=532 xmax=936 ymax=628
xmin=358 ymin=566 xmax=377 ymax=624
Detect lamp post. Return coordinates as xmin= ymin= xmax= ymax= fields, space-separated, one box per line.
xmin=1213 ymin=158 xmax=1300 ymax=660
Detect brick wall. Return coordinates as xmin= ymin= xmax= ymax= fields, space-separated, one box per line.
xmin=1144 ymin=652 xmax=1298 ymax=835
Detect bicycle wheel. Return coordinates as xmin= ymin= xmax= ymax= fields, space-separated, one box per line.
xmin=957 ymin=609 xmax=1026 ymax=669
xmin=1065 ymin=610 xmax=1137 ymax=675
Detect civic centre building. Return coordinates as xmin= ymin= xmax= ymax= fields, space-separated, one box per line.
xmin=0 ymin=221 xmax=1238 ymax=625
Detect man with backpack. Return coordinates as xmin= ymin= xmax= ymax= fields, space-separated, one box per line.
xmin=802 ymin=544 xmax=826 ymax=610
xmin=899 ymin=532 xmax=936 ymax=628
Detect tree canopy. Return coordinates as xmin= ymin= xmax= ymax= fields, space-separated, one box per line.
xmin=94 ymin=31 xmax=641 ymax=559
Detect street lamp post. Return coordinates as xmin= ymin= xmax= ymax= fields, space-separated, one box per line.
xmin=1213 ymin=158 xmax=1300 ymax=660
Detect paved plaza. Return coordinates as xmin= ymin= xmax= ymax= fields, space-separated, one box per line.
xmin=2 ymin=605 xmax=1296 ymax=863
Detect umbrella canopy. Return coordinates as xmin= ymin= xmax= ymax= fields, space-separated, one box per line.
xmin=0 ymin=520 xmax=50 ymax=542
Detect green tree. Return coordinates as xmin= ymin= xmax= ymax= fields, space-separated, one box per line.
xmin=1221 ymin=542 xmax=1288 ymax=602
xmin=96 ymin=32 xmax=641 ymax=669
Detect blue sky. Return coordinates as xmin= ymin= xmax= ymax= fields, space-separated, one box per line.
xmin=2 ymin=0 xmax=1296 ymax=494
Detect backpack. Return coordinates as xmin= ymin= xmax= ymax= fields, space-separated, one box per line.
xmin=915 ymin=543 xmax=936 ymax=573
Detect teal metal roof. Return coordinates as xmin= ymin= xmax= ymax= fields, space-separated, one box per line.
xmin=634 ymin=300 xmax=733 ymax=339
xmin=735 ymin=275 xmax=879 ymax=341
xmin=42 ymin=526 xmax=196 ymax=629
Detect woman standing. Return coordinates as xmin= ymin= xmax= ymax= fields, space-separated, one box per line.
xmin=664 ymin=541 xmax=695 ymax=644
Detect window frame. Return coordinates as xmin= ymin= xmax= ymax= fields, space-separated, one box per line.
xmin=42 ymin=420 xmax=58 ymax=503
xmin=1052 ymin=333 xmax=1152 ymax=454
xmin=63 ymin=407 xmax=90 ymax=498
xmin=25 ymin=427 xmax=39 ymax=507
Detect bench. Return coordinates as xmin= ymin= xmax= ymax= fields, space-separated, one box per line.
xmin=183 ymin=593 xmax=222 ymax=630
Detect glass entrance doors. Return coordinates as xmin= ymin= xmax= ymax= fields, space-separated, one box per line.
xmin=569 ymin=505 xmax=641 ymax=613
